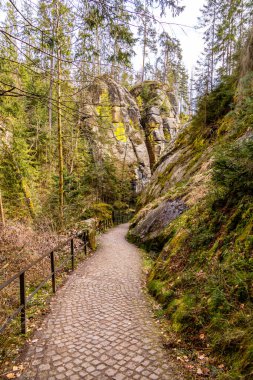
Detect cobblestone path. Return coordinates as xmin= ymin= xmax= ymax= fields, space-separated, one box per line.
xmin=20 ymin=224 xmax=183 ymax=380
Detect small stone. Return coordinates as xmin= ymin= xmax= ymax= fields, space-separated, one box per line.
xmin=38 ymin=364 xmax=50 ymax=371
xmin=86 ymin=366 xmax=95 ymax=373
xmin=106 ymin=368 xmax=117 ymax=377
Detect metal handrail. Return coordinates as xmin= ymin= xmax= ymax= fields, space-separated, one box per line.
xmin=112 ymin=211 xmax=134 ymax=225
xmin=0 ymin=237 xmax=73 ymax=292
xmin=0 ymin=218 xmax=112 ymax=335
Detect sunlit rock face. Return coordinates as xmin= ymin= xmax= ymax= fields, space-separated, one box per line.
xmin=81 ymin=75 xmax=151 ymax=192
xmin=80 ymin=76 xmax=180 ymax=192
xmin=131 ymin=81 xmax=181 ymax=172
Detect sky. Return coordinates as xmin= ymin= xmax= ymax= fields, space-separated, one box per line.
xmin=164 ymin=0 xmax=205 ymax=73
xmin=133 ymin=0 xmax=205 ymax=75
xmin=166 ymin=0 xmax=205 ymax=71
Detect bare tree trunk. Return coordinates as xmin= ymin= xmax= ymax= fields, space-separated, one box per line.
xmin=141 ymin=20 xmax=147 ymax=81
xmin=163 ymin=48 xmax=169 ymax=83
xmin=210 ymin=3 xmax=216 ymax=90
xmin=141 ymin=0 xmax=148 ymax=82
xmin=70 ymin=117 xmax=81 ymax=174
xmin=0 ymin=190 xmax=5 ymax=227
xmin=96 ymin=27 xmax=101 ymax=75
xmin=56 ymin=0 xmax=64 ymax=226
xmin=49 ymin=54 xmax=54 ymax=140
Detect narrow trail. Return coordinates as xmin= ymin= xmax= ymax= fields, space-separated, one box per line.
xmin=20 ymin=224 xmax=183 ymax=380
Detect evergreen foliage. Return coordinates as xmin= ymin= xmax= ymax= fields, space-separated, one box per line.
xmin=213 ymin=139 xmax=253 ymax=200
xmin=0 ymin=0 xmax=184 ymax=227
xmin=194 ymin=75 xmax=236 ymax=127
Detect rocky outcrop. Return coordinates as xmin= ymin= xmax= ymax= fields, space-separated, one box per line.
xmin=128 ymin=123 xmax=212 ymax=247
xmin=81 ymin=76 xmax=181 ymax=191
xmin=128 ymin=198 xmax=187 ymax=250
xmin=81 ymin=75 xmax=151 ymax=192
xmin=131 ymin=81 xmax=181 ymax=171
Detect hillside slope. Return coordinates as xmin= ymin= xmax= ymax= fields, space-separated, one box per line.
xmin=128 ymin=71 xmax=253 ymax=378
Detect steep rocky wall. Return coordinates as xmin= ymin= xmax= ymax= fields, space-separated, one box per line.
xmin=81 ymin=75 xmax=151 ymax=192
xmin=81 ymin=76 xmax=180 ymax=192
xmin=131 ymin=81 xmax=181 ymax=171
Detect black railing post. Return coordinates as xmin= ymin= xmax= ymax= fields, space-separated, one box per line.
xmin=71 ymin=239 xmax=74 ymax=270
xmin=19 ymin=272 xmax=26 ymax=334
xmin=84 ymin=232 xmax=87 ymax=255
xmin=50 ymin=251 xmax=56 ymax=293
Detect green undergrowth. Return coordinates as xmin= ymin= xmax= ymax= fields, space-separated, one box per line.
xmin=147 ymin=198 xmax=252 ymax=378
xmin=82 ymin=202 xmax=112 ymax=220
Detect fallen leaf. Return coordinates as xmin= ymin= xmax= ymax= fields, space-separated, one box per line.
xmin=198 ymin=354 xmax=205 ymax=360
xmin=218 ymin=364 xmax=225 ymax=369
xmin=6 ymin=373 xmax=16 ymax=379
xmin=185 ymin=365 xmax=194 ymax=370
xmin=13 ymin=366 xmax=19 ymax=371
xmin=197 ymin=368 xmax=203 ymax=375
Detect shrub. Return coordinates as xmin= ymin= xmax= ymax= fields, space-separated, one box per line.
xmin=212 ymin=139 xmax=253 ymax=201
xmin=194 ymin=75 xmax=236 ymax=128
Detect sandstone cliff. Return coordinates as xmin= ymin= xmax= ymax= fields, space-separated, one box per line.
xmin=81 ymin=76 xmax=181 ymax=192
xmin=131 ymin=81 xmax=181 ymax=171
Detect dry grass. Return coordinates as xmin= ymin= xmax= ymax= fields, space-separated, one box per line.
xmin=0 ymin=221 xmax=70 ymax=328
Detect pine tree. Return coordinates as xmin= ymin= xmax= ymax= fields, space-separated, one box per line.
xmin=196 ymin=0 xmax=253 ymax=96
xmin=135 ymin=0 xmax=158 ymax=82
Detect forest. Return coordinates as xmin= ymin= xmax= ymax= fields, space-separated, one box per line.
xmin=0 ymin=0 xmax=253 ymax=379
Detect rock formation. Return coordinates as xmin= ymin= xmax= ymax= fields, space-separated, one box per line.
xmin=81 ymin=75 xmax=150 ymax=192
xmin=81 ymin=76 xmax=181 ymax=192
xmin=131 ymin=81 xmax=181 ymax=171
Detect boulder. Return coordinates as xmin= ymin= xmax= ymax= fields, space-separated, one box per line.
xmin=128 ymin=198 xmax=187 ymax=248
